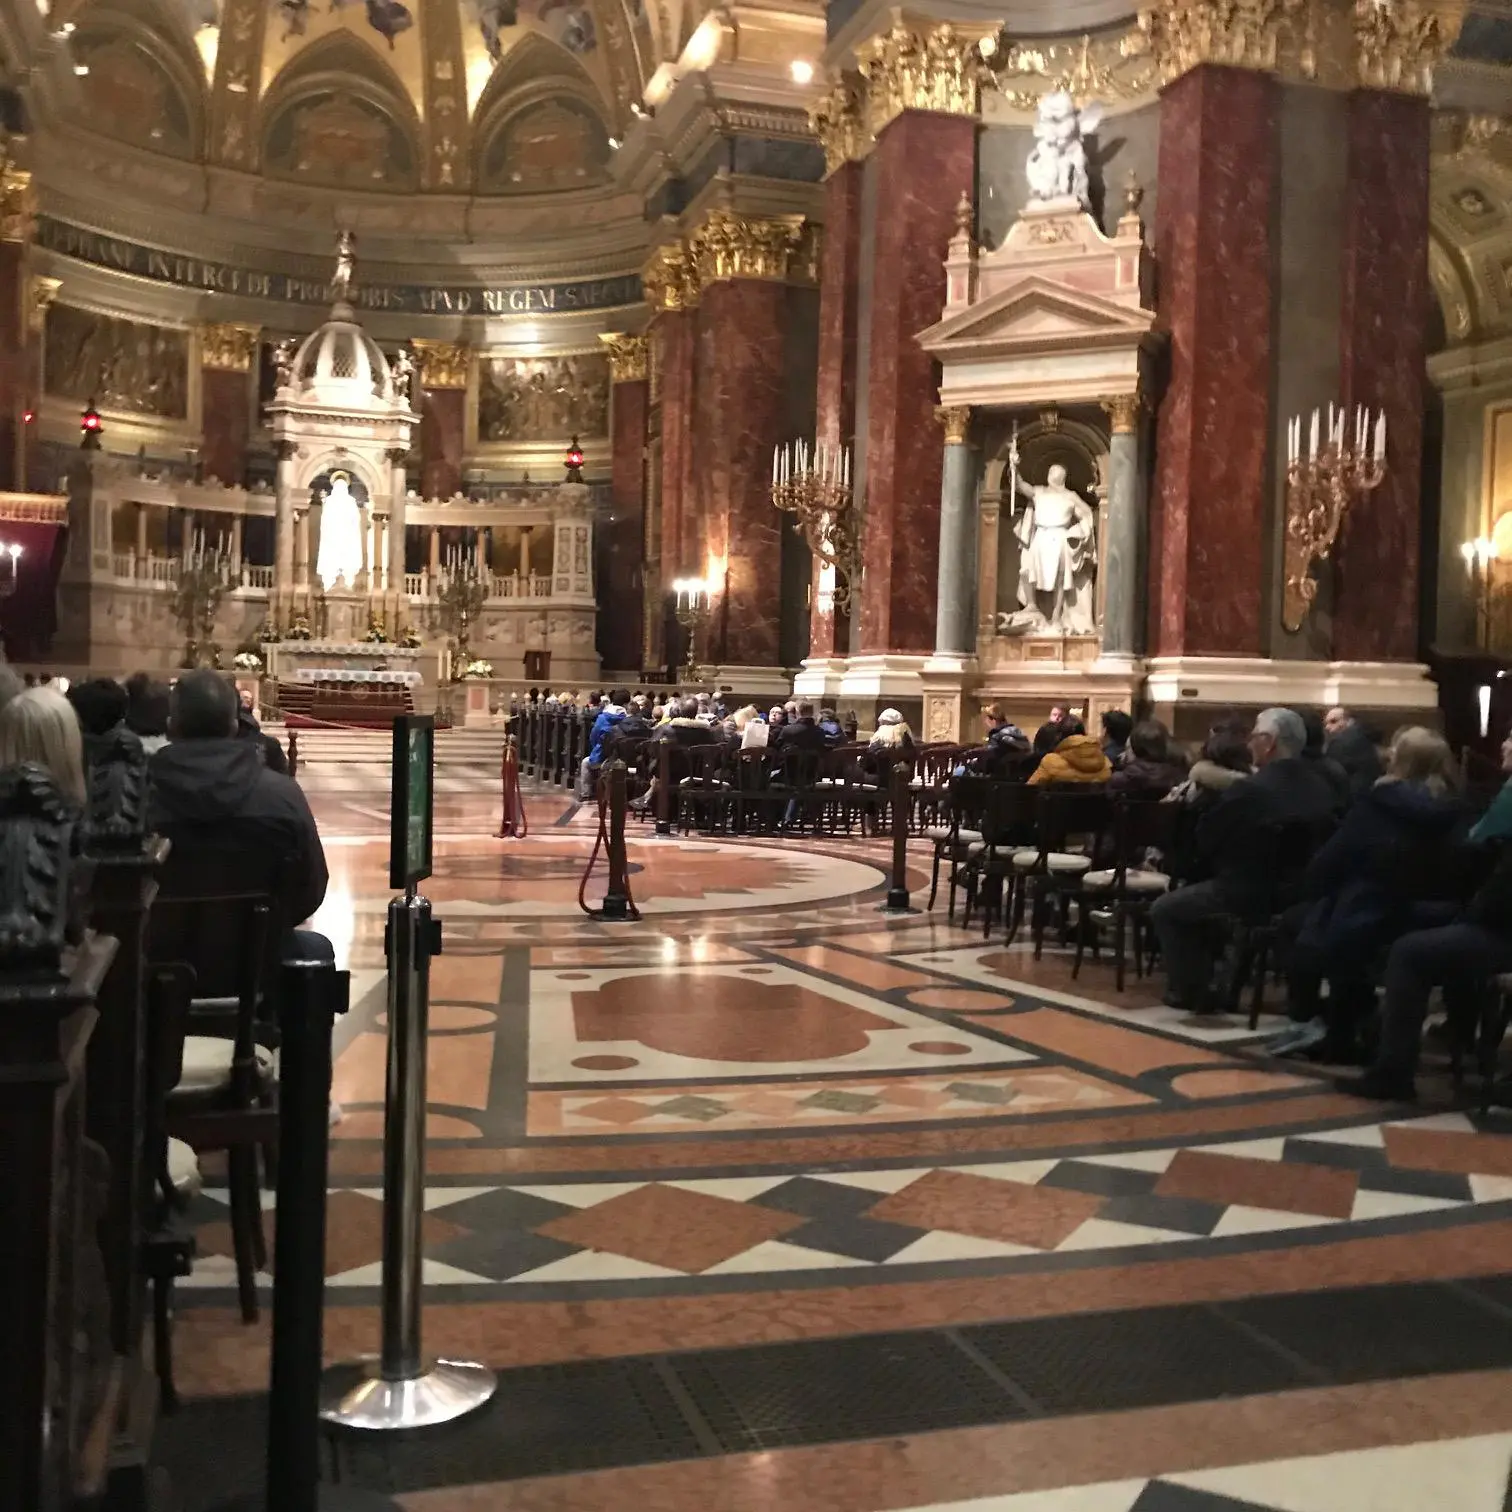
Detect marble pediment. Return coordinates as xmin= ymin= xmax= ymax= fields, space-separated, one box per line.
xmin=918 ymin=275 xmax=1157 ymax=362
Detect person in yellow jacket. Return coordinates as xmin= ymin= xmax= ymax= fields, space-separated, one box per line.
xmin=1027 ymin=730 xmax=1112 ymax=786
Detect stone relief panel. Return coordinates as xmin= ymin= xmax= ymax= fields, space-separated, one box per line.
xmin=477 ymin=353 xmax=609 ymax=441
xmin=478 ymin=96 xmax=610 ymax=192
xmin=45 ymin=304 xmax=189 ymax=420
xmin=262 ymin=90 xmax=417 ymax=188
xmin=74 ymin=33 xmax=197 ymax=159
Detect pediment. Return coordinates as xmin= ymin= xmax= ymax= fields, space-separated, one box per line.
xmin=918 ymin=275 xmax=1156 ymax=359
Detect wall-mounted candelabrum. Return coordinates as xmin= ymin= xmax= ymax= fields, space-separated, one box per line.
xmin=0 ymin=541 xmax=22 ymax=601
xmin=771 ymin=440 xmax=860 ymax=617
xmin=1281 ymin=402 xmax=1386 ymax=633
xmin=671 ymin=576 xmax=711 ymax=677
xmin=1462 ymin=535 xmax=1502 ymax=652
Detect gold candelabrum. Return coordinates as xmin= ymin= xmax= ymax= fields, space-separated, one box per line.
xmin=672 ymin=576 xmax=711 ymax=678
xmin=770 ymin=439 xmax=860 ymax=616
xmin=1281 ymin=402 xmax=1387 ymax=633
xmin=437 ymin=547 xmax=490 ymax=674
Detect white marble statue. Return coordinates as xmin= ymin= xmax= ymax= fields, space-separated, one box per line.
xmin=314 ymin=472 xmax=364 ymax=592
xmin=1004 ymin=462 xmax=1097 ymax=634
xmin=332 ymin=229 xmax=356 ymax=301
xmin=1025 ymin=91 xmax=1103 ymax=210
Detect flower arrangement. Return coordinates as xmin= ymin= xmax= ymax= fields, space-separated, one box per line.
xmin=286 ymin=614 xmax=313 ymax=642
xmin=233 ymin=650 xmax=264 ymax=672
xmin=362 ymin=615 xmax=390 ymax=644
xmin=462 ymin=658 xmax=494 ymax=679
xmin=397 ymin=624 xmax=422 ymax=648
xmin=256 ymin=620 xmax=280 ymax=644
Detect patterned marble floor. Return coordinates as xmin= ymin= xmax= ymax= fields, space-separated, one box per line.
xmin=166 ymin=772 xmax=1512 ymax=1510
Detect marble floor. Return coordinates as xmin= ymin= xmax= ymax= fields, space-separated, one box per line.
xmin=164 ymin=761 xmax=1512 ymax=1511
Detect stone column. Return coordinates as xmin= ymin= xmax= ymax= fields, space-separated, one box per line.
xmin=1100 ymin=393 xmax=1146 ymax=660
xmin=1331 ymin=87 xmax=1430 ymax=662
xmin=274 ymin=440 xmax=296 ymax=623
xmin=414 ymin=342 xmax=467 ymax=500
xmin=295 ymin=509 xmax=310 ymax=590
xmin=686 ymin=211 xmax=801 ymax=671
xmin=1150 ymin=64 xmax=1277 ymax=657
xmin=0 ymin=166 xmax=35 ymax=492
xmin=976 ymin=494 xmax=1001 ymax=649
xmin=601 ymin=332 xmax=648 ymax=672
xmin=519 ymin=524 xmax=533 ymax=584
xmin=134 ymin=503 xmax=148 ymax=569
xmin=808 ymin=85 xmax=867 ymax=666
xmin=933 ymin=406 xmax=976 ymax=654
xmin=199 ymin=324 xmax=258 ymax=486
xmin=386 ymin=447 xmax=408 ymax=605
xmin=851 ymin=26 xmax=978 ymax=660
xmin=428 ymin=524 xmax=441 ymax=580
xmin=229 ymin=513 xmax=244 ymax=578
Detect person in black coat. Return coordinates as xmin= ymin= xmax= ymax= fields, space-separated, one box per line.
xmin=1301 ymin=710 xmax=1352 ymax=814
xmin=1323 ymin=706 xmax=1384 ymax=801
xmin=1151 ymin=708 xmax=1335 ymax=1012
xmin=1108 ymin=719 xmax=1187 ymax=799
xmin=777 ymin=702 xmax=830 ymax=755
xmin=1277 ymin=728 xmax=1468 ymax=1063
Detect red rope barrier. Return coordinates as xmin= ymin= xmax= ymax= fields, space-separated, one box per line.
xmin=498 ymin=739 xmax=527 ymax=838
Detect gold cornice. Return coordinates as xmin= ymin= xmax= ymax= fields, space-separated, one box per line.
xmin=859 ymin=22 xmax=985 ymax=137
xmin=1353 ymin=0 xmax=1463 ymax=95
xmin=689 ymin=211 xmax=805 ymax=285
xmin=200 ymin=322 xmax=260 ymax=373
xmin=1128 ymin=0 xmax=1318 ymax=85
xmin=600 ymin=331 xmax=649 ymax=383
xmin=412 ymin=338 xmax=469 ymax=389
xmin=641 ymin=242 xmax=701 ymax=311
xmin=981 ymin=27 xmax=1161 ymax=112
xmin=935 ymin=404 xmax=971 ymax=444
xmin=810 ymin=73 xmax=871 ymax=175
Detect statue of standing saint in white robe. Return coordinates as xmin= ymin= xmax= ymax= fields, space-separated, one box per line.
xmin=314 ymin=473 xmax=364 ymax=592
xmin=1004 ymin=464 xmax=1097 ymax=634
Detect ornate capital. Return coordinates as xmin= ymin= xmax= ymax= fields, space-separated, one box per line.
xmin=384 ymin=446 xmax=410 ymax=467
xmin=810 ymin=73 xmax=870 ymax=175
xmin=689 ymin=211 xmax=804 ymax=285
xmin=200 ymin=322 xmax=260 ymax=373
xmin=641 ymin=242 xmax=700 ymax=311
xmin=1101 ymin=393 xmax=1142 ymax=434
xmin=599 ymin=331 xmax=649 ymax=383
xmin=0 ymin=160 xmax=33 ymax=245
xmin=412 ymin=338 xmax=469 ymax=389
xmin=28 ymin=275 xmax=61 ymax=336
xmin=1130 ymin=0 xmax=1316 ymax=84
xmin=935 ymin=404 xmax=972 ymax=444
xmin=1353 ymin=0 xmax=1457 ymax=93
xmin=859 ymin=21 xmax=985 ymax=136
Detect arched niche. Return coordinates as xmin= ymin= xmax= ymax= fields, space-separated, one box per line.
xmin=258 ymin=30 xmax=420 ymax=191
xmin=471 ymin=34 xmax=611 ymax=194
xmin=72 ymin=5 xmax=205 ymax=159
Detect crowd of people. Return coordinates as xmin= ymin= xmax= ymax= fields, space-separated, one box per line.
xmin=955 ymin=697 xmax=1512 ymax=1105
xmin=0 ymin=666 xmax=329 ymax=963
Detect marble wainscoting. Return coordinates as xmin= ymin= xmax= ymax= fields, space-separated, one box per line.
xmin=857 ymin=110 xmax=975 ymax=658
xmin=1332 ymin=88 xmax=1431 ymax=664
xmin=1150 ymin=65 xmax=1277 ymax=658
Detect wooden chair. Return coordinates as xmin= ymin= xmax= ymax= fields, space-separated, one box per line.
xmin=148 ymin=848 xmax=292 ymax=1324
xmin=1008 ymin=787 xmax=1113 ymax=956
xmin=1073 ymin=798 xmax=1180 ymax=991
xmin=963 ymin=780 xmax=1041 ymax=934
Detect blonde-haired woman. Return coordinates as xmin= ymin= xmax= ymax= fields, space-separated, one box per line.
xmin=1275 ymin=722 xmax=1466 ymax=1065
xmin=0 ymin=686 xmax=86 ymax=806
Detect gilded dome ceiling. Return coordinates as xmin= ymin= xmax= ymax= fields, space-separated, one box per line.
xmin=50 ymin=0 xmax=708 ymax=196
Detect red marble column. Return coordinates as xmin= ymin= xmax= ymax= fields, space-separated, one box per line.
xmin=693 ymin=278 xmax=786 ymax=668
xmin=811 ymin=159 xmax=862 ymax=659
xmin=1149 ymin=65 xmax=1278 ymax=658
xmin=420 ymin=387 xmax=465 ymax=498
xmin=655 ymin=308 xmax=694 ymax=600
xmin=602 ymin=373 xmax=647 ymax=673
xmin=1331 ymin=89 xmax=1430 ymax=663
xmin=201 ymin=366 xmax=250 ymax=485
xmin=0 ymin=242 xmax=26 ymax=491
xmin=858 ymin=111 xmax=975 ymax=654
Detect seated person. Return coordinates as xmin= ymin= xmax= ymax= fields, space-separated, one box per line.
xmin=778 ymin=701 xmax=830 ymax=755
xmin=68 ymin=675 xmax=128 ymax=740
xmin=1301 ymin=710 xmax=1353 ymax=814
xmin=968 ymin=705 xmax=1035 ymax=779
xmin=125 ymin=675 xmax=172 ymax=755
xmin=1108 ymin=719 xmax=1186 ymax=798
xmin=1027 ymin=721 xmax=1111 ymax=786
xmin=652 ymin=696 xmax=721 ymax=748
xmin=1162 ymin=720 xmax=1252 ymax=883
xmin=1277 ymin=727 xmax=1467 ymax=1064
xmin=766 ymin=705 xmax=788 ymax=737
xmin=732 ymin=705 xmax=770 ymax=750
xmin=236 ymin=687 xmax=290 ymax=775
xmin=1150 ymin=708 xmax=1335 ymax=1013
xmin=1337 ymin=837 xmax=1512 ymax=1103
xmin=818 ymin=706 xmax=846 ymax=747
xmin=148 ymin=670 xmax=331 ymax=960
xmin=578 ymin=686 xmax=630 ymax=798
xmin=0 ymin=686 xmax=86 ymax=806
xmin=604 ymin=697 xmax=654 ymax=760
xmin=1469 ymin=729 xmax=1512 ymax=844
xmin=1101 ymin=708 xmax=1133 ymax=766
xmin=1323 ymin=705 xmax=1384 ymax=801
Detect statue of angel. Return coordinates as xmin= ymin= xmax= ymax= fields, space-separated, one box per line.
xmin=390 ymin=346 xmax=416 ymax=402
xmin=273 ymin=337 xmax=297 ymax=390
xmin=1025 ymin=91 xmax=1103 ymax=210
xmin=332 ymin=229 xmax=356 ymax=300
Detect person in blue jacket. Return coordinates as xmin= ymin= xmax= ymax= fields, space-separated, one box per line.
xmin=578 ymin=687 xmax=630 ymax=799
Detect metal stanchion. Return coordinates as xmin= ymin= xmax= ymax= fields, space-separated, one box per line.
xmin=320 ymin=891 xmax=496 ymax=1430
xmin=881 ymin=761 xmax=916 ymax=913
xmin=598 ymin=762 xmax=633 ymax=920
xmin=217 ymin=960 xmax=398 ymax=1512
xmin=654 ymin=742 xmax=673 ymax=836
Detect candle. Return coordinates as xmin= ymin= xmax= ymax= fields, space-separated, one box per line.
xmin=1374 ymin=411 xmax=1386 ymax=460
xmin=1309 ymin=409 xmax=1319 ymax=459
